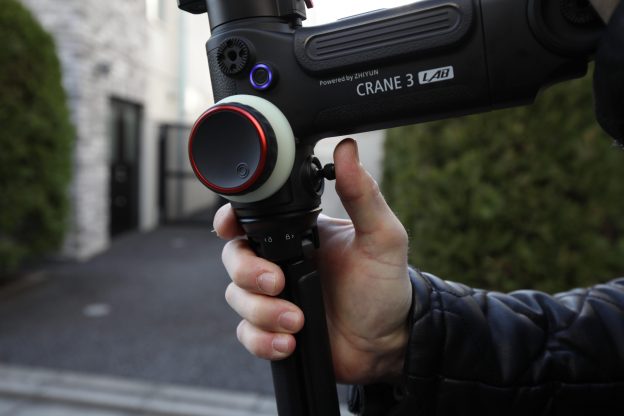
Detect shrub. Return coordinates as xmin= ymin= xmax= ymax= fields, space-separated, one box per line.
xmin=0 ymin=0 xmax=73 ymax=276
xmin=383 ymin=73 xmax=624 ymax=293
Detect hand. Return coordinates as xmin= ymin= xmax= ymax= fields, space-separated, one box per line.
xmin=214 ymin=138 xmax=412 ymax=384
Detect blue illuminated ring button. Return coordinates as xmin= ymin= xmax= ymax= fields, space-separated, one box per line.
xmin=250 ymin=63 xmax=274 ymax=90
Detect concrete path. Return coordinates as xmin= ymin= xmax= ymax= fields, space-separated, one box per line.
xmin=0 ymin=364 xmax=351 ymax=416
xmin=0 ymin=363 xmax=276 ymax=416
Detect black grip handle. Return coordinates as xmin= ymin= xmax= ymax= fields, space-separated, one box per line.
xmin=241 ymin=211 xmax=340 ymax=416
xmin=271 ymin=257 xmax=340 ymax=416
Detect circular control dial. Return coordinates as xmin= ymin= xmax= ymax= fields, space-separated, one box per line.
xmin=188 ymin=95 xmax=295 ymax=203
xmin=189 ymin=105 xmax=276 ymax=194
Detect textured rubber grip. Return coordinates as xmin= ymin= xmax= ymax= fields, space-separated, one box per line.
xmin=294 ymin=0 xmax=473 ymax=74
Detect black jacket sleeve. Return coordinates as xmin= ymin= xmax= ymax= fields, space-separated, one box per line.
xmin=349 ymin=270 xmax=624 ymax=416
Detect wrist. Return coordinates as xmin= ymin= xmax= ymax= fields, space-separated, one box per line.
xmin=373 ymin=323 xmax=410 ymax=384
xmin=364 ymin=279 xmax=412 ymax=384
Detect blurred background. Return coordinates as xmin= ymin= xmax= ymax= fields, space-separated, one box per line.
xmin=1 ymin=0 xmax=624 ymax=415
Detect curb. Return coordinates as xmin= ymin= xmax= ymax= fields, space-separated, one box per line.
xmin=0 ymin=364 xmax=277 ymax=416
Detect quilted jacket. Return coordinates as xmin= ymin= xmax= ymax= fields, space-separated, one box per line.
xmin=349 ymin=270 xmax=624 ymax=415
xmin=349 ymin=3 xmax=624 ymax=414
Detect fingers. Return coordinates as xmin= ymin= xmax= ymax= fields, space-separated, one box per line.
xmin=222 ymin=239 xmax=285 ymax=296
xmin=222 ymin=239 xmax=303 ymax=360
xmin=333 ymin=139 xmax=407 ymax=244
xmin=213 ymin=203 xmax=244 ymax=239
xmin=236 ymin=320 xmax=297 ymax=360
xmin=226 ymin=283 xmax=304 ymax=335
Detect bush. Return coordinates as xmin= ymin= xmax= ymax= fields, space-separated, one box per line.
xmin=0 ymin=0 xmax=73 ymax=276
xmin=383 ymin=73 xmax=624 ymax=293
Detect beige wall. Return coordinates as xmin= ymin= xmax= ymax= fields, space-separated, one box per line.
xmin=143 ymin=1 xmax=217 ymax=230
xmin=21 ymin=0 xmax=217 ymax=259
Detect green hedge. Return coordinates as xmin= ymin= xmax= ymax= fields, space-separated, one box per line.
xmin=0 ymin=0 xmax=73 ymax=276
xmin=383 ymin=73 xmax=624 ymax=293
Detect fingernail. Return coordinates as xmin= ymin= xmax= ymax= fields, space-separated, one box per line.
xmin=343 ymin=138 xmax=359 ymax=162
xmin=272 ymin=336 xmax=291 ymax=354
xmin=352 ymin=140 xmax=360 ymax=162
xmin=257 ymin=273 xmax=276 ymax=294
xmin=278 ymin=311 xmax=301 ymax=332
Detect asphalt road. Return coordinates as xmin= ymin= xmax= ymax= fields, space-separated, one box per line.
xmin=0 ymin=224 xmax=276 ymax=395
xmin=0 ymin=223 xmax=353 ymax=404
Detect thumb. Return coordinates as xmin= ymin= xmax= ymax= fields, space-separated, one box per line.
xmin=333 ymin=138 xmax=400 ymax=237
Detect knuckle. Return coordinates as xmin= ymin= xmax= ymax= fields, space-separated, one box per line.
xmin=380 ymin=217 xmax=409 ymax=249
xmin=221 ymin=239 xmax=236 ymax=264
xmin=212 ymin=206 xmax=226 ymax=235
xmin=222 ymin=242 xmax=249 ymax=281
xmin=368 ymin=176 xmax=382 ymax=196
xmin=247 ymin=298 xmax=263 ymax=322
xmin=392 ymin=222 xmax=409 ymax=247
xmin=224 ymin=283 xmax=236 ymax=305
xmin=237 ymin=323 xmax=271 ymax=359
xmin=226 ymin=238 xmax=247 ymax=253
xmin=235 ymin=320 xmax=246 ymax=343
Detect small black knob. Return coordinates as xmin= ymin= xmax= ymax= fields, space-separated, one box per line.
xmin=306 ymin=157 xmax=324 ymax=194
xmin=303 ymin=158 xmax=336 ymax=196
xmin=319 ymin=163 xmax=336 ymax=181
xmin=217 ymin=38 xmax=250 ymax=75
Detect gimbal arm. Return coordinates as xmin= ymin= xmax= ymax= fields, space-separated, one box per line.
xmin=178 ymin=0 xmax=311 ymax=29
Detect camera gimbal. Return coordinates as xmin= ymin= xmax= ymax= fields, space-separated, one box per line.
xmin=177 ymin=0 xmax=604 ymax=414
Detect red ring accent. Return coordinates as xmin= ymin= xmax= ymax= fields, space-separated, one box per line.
xmin=188 ymin=105 xmax=268 ymax=194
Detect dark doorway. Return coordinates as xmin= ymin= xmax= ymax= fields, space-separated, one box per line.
xmin=109 ymin=98 xmax=142 ymax=237
xmin=158 ymin=123 xmax=223 ymax=225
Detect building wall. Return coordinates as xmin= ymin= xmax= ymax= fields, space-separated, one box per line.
xmin=143 ymin=2 xmax=216 ymax=229
xmin=20 ymin=0 xmax=216 ymax=260
xmin=21 ymin=0 xmax=147 ymax=259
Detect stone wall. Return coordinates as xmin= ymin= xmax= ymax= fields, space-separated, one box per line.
xmin=20 ymin=0 xmax=147 ymax=259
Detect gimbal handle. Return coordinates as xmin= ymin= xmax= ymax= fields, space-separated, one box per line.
xmin=270 ymin=245 xmax=339 ymax=416
xmin=241 ymin=209 xmax=340 ymax=416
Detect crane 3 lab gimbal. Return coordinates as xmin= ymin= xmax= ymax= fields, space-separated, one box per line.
xmin=176 ymin=0 xmax=606 ymax=414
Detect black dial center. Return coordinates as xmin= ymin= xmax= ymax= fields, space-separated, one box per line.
xmin=189 ymin=106 xmax=267 ymax=194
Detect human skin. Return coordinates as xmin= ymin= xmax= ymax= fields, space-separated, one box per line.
xmin=215 ymin=138 xmax=412 ymax=384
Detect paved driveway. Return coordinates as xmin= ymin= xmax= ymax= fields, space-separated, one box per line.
xmin=0 ymin=225 xmax=271 ymax=394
